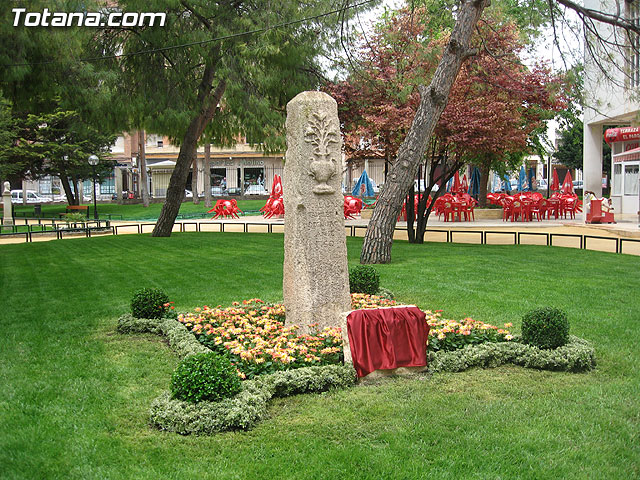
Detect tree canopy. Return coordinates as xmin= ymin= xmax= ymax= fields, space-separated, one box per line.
xmin=95 ymin=0 xmax=368 ymax=235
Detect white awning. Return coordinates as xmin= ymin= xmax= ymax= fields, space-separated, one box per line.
xmin=613 ymin=147 xmax=640 ymax=163
xmin=148 ymin=160 xmax=177 ymax=168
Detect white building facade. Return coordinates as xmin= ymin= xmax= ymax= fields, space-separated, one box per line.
xmin=583 ymin=0 xmax=640 ymax=215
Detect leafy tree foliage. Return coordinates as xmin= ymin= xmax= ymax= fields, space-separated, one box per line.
xmin=6 ymin=105 xmax=116 ymax=204
xmin=97 ymin=0 xmax=361 ymax=236
xmin=0 ymin=0 xmax=119 ymax=200
xmin=329 ymin=7 xmax=566 ymax=242
xmin=554 ymin=118 xmax=583 ymax=172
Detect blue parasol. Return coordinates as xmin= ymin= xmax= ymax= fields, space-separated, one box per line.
xmin=503 ymin=175 xmax=511 ymax=192
xmin=517 ymin=166 xmax=526 ymax=192
xmin=491 ymin=173 xmax=500 ymax=193
xmin=352 ymin=169 xmax=375 ymax=197
xmin=468 ymin=166 xmax=481 ymax=197
xmin=528 ymin=167 xmax=535 ymax=191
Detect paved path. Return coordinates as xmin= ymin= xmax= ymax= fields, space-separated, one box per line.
xmin=2 ymin=213 xmax=639 ymax=255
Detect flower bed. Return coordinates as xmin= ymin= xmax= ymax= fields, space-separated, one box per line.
xmin=175 ymin=295 xmax=513 ymax=378
xmin=177 ymin=299 xmax=343 ymax=378
xmin=117 ymin=296 xmax=594 ymax=436
xmin=424 ymin=311 xmax=513 ymax=352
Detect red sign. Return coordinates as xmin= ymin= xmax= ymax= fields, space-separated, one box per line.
xmin=605 ymin=127 xmax=640 ymax=144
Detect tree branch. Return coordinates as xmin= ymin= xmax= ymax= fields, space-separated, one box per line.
xmin=554 ymin=0 xmax=640 ymax=35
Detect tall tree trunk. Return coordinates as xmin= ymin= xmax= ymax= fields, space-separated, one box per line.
xmin=361 ymin=0 xmax=490 ymax=264
xmin=204 ymin=143 xmax=212 ymax=208
xmin=152 ymin=79 xmax=226 ymax=237
xmin=60 ymin=176 xmax=76 ymax=205
xmin=73 ymin=176 xmax=82 ymax=205
xmin=21 ymin=179 xmax=27 ymax=205
xmin=192 ymin=153 xmax=200 ymax=205
xmin=138 ymin=130 xmax=150 ymax=207
xmin=478 ymin=163 xmax=490 ymax=208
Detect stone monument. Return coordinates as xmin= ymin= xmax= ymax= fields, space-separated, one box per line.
xmin=283 ymin=91 xmax=351 ymax=332
xmin=2 ymin=181 xmax=13 ymax=231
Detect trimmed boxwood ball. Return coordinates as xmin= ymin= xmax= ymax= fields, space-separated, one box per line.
xmin=131 ymin=288 xmax=170 ymax=319
xmin=349 ymin=265 xmax=380 ymax=295
xmin=521 ymin=307 xmax=570 ymax=350
xmin=171 ymin=352 xmax=241 ymax=403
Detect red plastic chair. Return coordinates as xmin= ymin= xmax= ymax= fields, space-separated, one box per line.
xmin=344 ymin=196 xmax=363 ymax=219
xmin=208 ymin=199 xmax=243 ymax=219
xmin=530 ymin=198 xmax=548 ymax=221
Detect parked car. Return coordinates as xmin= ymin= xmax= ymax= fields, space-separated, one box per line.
xmin=537 ymin=179 xmax=548 ymax=190
xmin=11 ymin=190 xmax=52 ymax=204
xmin=227 ymin=187 xmax=242 ymax=195
xmin=211 ymin=186 xmax=226 ymax=196
xmin=573 ymin=180 xmax=583 ymax=189
xmin=244 ymin=185 xmax=268 ymax=195
xmin=184 ymin=190 xmax=193 ymax=198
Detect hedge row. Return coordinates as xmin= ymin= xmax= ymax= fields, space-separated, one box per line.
xmin=118 ymin=314 xmax=595 ymax=436
xmin=117 ymin=313 xmax=210 ymax=358
xmin=428 ymin=335 xmax=596 ymax=373
xmin=150 ymin=365 xmax=357 ymax=435
xmin=118 ymin=314 xmax=356 ymax=434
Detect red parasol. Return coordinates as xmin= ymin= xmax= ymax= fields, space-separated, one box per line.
xmin=550 ymin=169 xmax=560 ymax=191
xmin=452 ymin=171 xmax=462 ymax=193
xmin=260 ymin=174 xmax=284 ymax=217
xmin=561 ymin=170 xmax=574 ymax=195
xmin=462 ymin=174 xmax=469 ymax=193
xmin=270 ymin=174 xmax=283 ymax=198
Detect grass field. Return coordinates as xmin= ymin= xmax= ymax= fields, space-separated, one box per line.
xmin=12 ymin=199 xmax=268 ymax=220
xmin=1 ymin=233 xmax=638 ymax=479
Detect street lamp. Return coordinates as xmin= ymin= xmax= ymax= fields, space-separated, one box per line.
xmin=88 ymin=154 xmax=99 ymax=220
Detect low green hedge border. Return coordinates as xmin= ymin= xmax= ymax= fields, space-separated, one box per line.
xmin=150 ymin=365 xmax=357 ymax=435
xmin=117 ymin=313 xmax=210 ymax=358
xmin=117 ymin=314 xmax=356 ymax=434
xmin=428 ymin=335 xmax=596 ymax=373
xmin=118 ymin=315 xmax=595 ymax=435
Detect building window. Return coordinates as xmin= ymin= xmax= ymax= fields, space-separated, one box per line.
xmin=629 ymin=0 xmax=640 ymax=88
xmin=624 ymin=164 xmax=639 ymax=194
xmin=614 ymin=163 xmax=623 ymax=195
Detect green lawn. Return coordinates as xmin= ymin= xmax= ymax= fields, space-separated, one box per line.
xmin=1 ymin=234 xmax=638 ymax=479
xmin=12 ymin=199 xmax=268 ymax=220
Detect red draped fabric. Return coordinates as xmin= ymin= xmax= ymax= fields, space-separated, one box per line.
xmin=346 ymin=306 xmax=430 ymax=378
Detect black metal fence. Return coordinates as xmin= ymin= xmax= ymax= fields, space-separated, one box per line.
xmin=2 ymin=219 xmax=639 ymax=255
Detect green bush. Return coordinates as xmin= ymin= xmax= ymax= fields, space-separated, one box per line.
xmin=131 ymin=288 xmax=170 ymax=319
xmin=63 ymin=212 xmax=87 ymax=223
xmin=171 ymin=352 xmax=241 ymax=403
xmin=376 ymin=287 xmax=395 ymax=301
xmin=521 ymin=307 xmax=570 ymax=350
xmin=428 ymin=336 xmax=595 ymax=373
xmin=349 ymin=265 xmax=380 ymax=295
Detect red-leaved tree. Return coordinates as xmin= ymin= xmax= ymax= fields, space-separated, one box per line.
xmin=328 ymin=8 xmax=566 ymax=242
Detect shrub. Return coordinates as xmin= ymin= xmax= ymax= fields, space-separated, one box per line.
xmin=428 ymin=336 xmax=595 ymax=373
xmin=150 ymin=365 xmax=356 ymax=435
xmin=131 ymin=288 xmax=170 ymax=319
xmin=349 ymin=265 xmax=380 ymax=295
xmin=521 ymin=307 xmax=570 ymax=350
xmin=171 ymin=352 xmax=242 ymax=403
xmin=63 ymin=212 xmax=86 ymax=223
xmin=376 ymin=287 xmax=395 ymax=301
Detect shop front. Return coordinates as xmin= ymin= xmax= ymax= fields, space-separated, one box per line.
xmin=146 ymin=155 xmax=283 ymax=198
xmin=605 ymin=127 xmax=640 ymax=215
